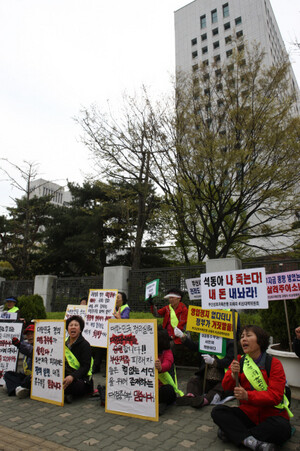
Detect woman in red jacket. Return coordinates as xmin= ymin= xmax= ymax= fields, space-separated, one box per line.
xmin=211 ymin=325 xmax=292 ymax=451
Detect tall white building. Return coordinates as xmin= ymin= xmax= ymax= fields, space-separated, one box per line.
xmin=175 ymin=0 xmax=300 ymax=110
xmin=29 ymin=178 xmax=72 ymax=207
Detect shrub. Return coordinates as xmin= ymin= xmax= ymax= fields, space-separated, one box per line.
xmin=18 ymin=294 xmax=47 ymax=326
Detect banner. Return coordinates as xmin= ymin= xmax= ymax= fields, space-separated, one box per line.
xmin=201 ymin=268 xmax=268 ymax=310
xmin=83 ymin=289 xmax=117 ymax=348
xmin=106 ymin=319 xmax=158 ymax=422
xmin=186 ymin=306 xmax=237 ymax=339
xmin=185 ymin=277 xmax=201 ymax=300
xmin=31 ymin=320 xmax=65 ymax=406
xmin=266 ymin=270 xmax=300 ymax=301
xmin=0 ymin=321 xmax=23 ymax=385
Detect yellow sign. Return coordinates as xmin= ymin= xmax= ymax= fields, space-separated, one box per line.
xmin=186 ymin=306 xmax=237 ymax=339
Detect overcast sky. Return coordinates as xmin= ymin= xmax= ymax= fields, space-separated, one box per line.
xmin=0 ymin=0 xmax=299 ymax=215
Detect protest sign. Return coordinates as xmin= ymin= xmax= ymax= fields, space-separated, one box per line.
xmin=266 ymin=270 xmax=300 ymax=301
xmin=0 ymin=311 xmax=18 ymax=320
xmin=199 ymin=333 xmax=226 ymax=355
xmin=145 ymin=279 xmax=159 ymax=300
xmin=106 ymin=319 xmax=158 ymax=421
xmin=31 ymin=320 xmax=65 ymax=406
xmin=0 ymin=321 xmax=23 ymax=385
xmin=186 ymin=306 xmax=237 ymax=339
xmin=83 ymin=289 xmax=117 ymax=348
xmin=64 ymin=305 xmax=87 ymax=321
xmin=201 ymin=268 xmax=268 ymax=310
xmin=186 ymin=277 xmax=202 ymax=300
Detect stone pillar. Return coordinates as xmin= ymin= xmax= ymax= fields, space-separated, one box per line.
xmin=103 ymin=266 xmax=131 ymax=297
xmin=206 ymin=257 xmax=242 ymax=273
xmin=34 ymin=275 xmax=57 ymax=312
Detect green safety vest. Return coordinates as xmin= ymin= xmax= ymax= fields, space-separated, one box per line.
xmin=158 ymin=366 xmax=184 ymax=397
xmin=23 ymin=356 xmax=31 ymax=376
xmin=65 ymin=341 xmax=93 ymax=379
xmin=169 ymin=305 xmax=179 ymax=328
xmin=8 ymin=306 xmax=19 ymax=313
xmin=243 ymin=354 xmax=293 ymax=418
xmin=120 ymin=304 xmax=129 ymax=313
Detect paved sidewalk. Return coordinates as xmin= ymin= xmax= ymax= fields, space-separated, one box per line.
xmin=0 ymin=368 xmax=299 ymax=451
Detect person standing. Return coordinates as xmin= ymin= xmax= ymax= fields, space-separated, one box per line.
xmin=293 ymin=326 xmax=300 ymax=358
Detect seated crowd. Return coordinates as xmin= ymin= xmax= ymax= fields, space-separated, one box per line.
xmin=1 ymin=290 xmax=298 ymax=451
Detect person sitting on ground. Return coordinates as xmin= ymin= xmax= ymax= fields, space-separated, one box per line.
xmin=174 ymin=326 xmax=234 ymax=408
xmin=4 ymin=324 xmax=34 ymax=398
xmin=3 ymin=296 xmax=20 ymax=319
xmin=211 ymin=325 xmax=292 ymax=451
xmin=155 ymin=326 xmax=183 ymax=415
xmin=149 ymin=288 xmax=188 ymax=364
xmin=293 ymin=326 xmax=300 ymax=358
xmin=113 ymin=291 xmax=130 ymax=319
xmin=64 ymin=315 xmax=94 ymax=403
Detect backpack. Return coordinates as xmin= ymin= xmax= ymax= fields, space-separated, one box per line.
xmin=239 ymin=353 xmax=292 ymax=405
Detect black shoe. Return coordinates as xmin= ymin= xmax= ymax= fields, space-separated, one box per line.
xmin=217 ymin=428 xmax=229 ymax=443
xmin=159 ymin=403 xmax=168 ymax=416
xmin=176 ymin=394 xmax=204 ymax=407
xmin=65 ymin=394 xmax=73 ymax=404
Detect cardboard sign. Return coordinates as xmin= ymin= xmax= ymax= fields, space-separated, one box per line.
xmin=64 ymin=304 xmax=88 ymax=321
xmin=145 ymin=279 xmax=159 ymax=300
xmin=186 ymin=277 xmax=202 ymax=300
xmin=201 ymin=268 xmax=268 ymax=310
xmin=199 ymin=333 xmax=226 ymax=356
xmin=186 ymin=306 xmax=237 ymax=339
xmin=0 ymin=312 xmax=18 ymax=320
xmin=31 ymin=320 xmax=65 ymax=406
xmin=106 ymin=319 xmax=158 ymax=422
xmin=0 ymin=321 xmax=23 ymax=385
xmin=266 ymin=270 xmax=300 ymax=300
xmin=83 ymin=289 xmax=118 ymax=348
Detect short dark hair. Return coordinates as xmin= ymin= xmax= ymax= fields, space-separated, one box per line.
xmin=157 ymin=325 xmax=171 ymax=354
xmin=118 ymin=291 xmax=128 ymax=305
xmin=66 ymin=315 xmax=85 ymax=332
xmin=166 ymin=288 xmax=182 ymax=298
xmin=241 ymin=325 xmax=270 ymax=353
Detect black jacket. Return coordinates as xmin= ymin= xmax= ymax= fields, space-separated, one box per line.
xmin=65 ymin=333 xmax=92 ymax=381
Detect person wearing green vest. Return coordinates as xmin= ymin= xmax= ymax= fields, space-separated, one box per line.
xmin=113 ymin=291 xmax=130 ymax=319
xmin=4 ymin=296 xmax=20 ymax=319
xmin=64 ymin=315 xmax=94 ymax=404
xmin=155 ymin=326 xmax=181 ymax=416
xmin=211 ymin=325 xmax=292 ymax=451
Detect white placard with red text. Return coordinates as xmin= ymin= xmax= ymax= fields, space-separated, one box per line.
xmin=31 ymin=320 xmax=65 ymax=406
xmin=266 ymin=270 xmax=300 ymax=301
xmin=82 ymin=289 xmax=117 ymax=348
xmin=201 ymin=268 xmax=268 ymax=310
xmin=0 ymin=321 xmax=23 ymax=385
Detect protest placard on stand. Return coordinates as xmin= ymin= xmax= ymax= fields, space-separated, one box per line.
xmin=201 ymin=268 xmax=268 ymax=310
xmin=106 ymin=319 xmax=158 ymax=422
xmin=31 ymin=320 xmax=65 ymax=406
xmin=0 ymin=321 xmax=23 ymax=385
xmin=266 ymin=270 xmax=300 ymax=300
xmin=83 ymin=289 xmax=117 ymax=348
xmin=186 ymin=306 xmax=237 ymax=339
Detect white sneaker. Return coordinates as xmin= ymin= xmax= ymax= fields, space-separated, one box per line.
xmin=15 ymin=386 xmax=30 ymax=399
xmin=2 ymin=381 xmax=7 ymax=393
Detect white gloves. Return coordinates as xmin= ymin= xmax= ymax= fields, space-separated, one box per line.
xmin=174 ymin=327 xmax=184 ymax=338
xmin=202 ymin=354 xmax=215 ymax=365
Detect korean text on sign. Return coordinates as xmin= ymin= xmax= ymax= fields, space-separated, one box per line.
xmin=106 ymin=319 xmax=158 ymax=422
xmin=266 ymin=270 xmax=300 ymax=301
xmin=186 ymin=306 xmax=236 ymax=339
xmin=83 ymin=289 xmax=117 ymax=348
xmin=31 ymin=320 xmax=65 ymax=406
xmin=0 ymin=321 xmax=23 ymax=385
xmin=201 ymin=268 xmax=268 ymax=310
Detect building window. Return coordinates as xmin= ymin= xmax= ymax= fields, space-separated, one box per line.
xmin=204 ymin=88 xmax=210 ymax=96
xmin=224 ymin=22 xmax=230 ymax=30
xmin=225 ymin=35 xmax=232 ymax=44
xmin=192 ymin=50 xmax=198 ymax=58
xmin=215 ymin=68 xmax=222 ymax=77
xmin=223 ymin=3 xmax=229 ymax=18
xmin=203 ymin=73 xmax=210 ymax=81
xmin=226 ymin=49 xmax=233 ymax=57
xmin=213 ymin=41 xmax=220 ymax=49
xmin=200 ymin=15 xmax=206 ymax=29
xmin=191 ymin=37 xmax=197 ymax=46
xmin=201 ymin=33 xmax=207 ymax=41
xmin=227 ymin=63 xmax=234 ymax=72
xmin=216 ymin=83 xmax=223 ymax=91
xmin=202 ymin=46 xmax=208 ymax=54
xmin=192 ymin=63 xmax=199 ymax=72
xmin=238 ymin=44 xmax=244 ymax=52
xmin=202 ymin=59 xmax=209 ymax=67
xmin=235 ymin=16 xmax=242 ymax=25
xmin=214 ymin=54 xmax=221 ymax=62
xmin=212 ymin=27 xmax=219 ymax=36
xmin=211 ymin=9 xmax=218 ymax=23
xmin=236 ymin=30 xmax=243 ymax=38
